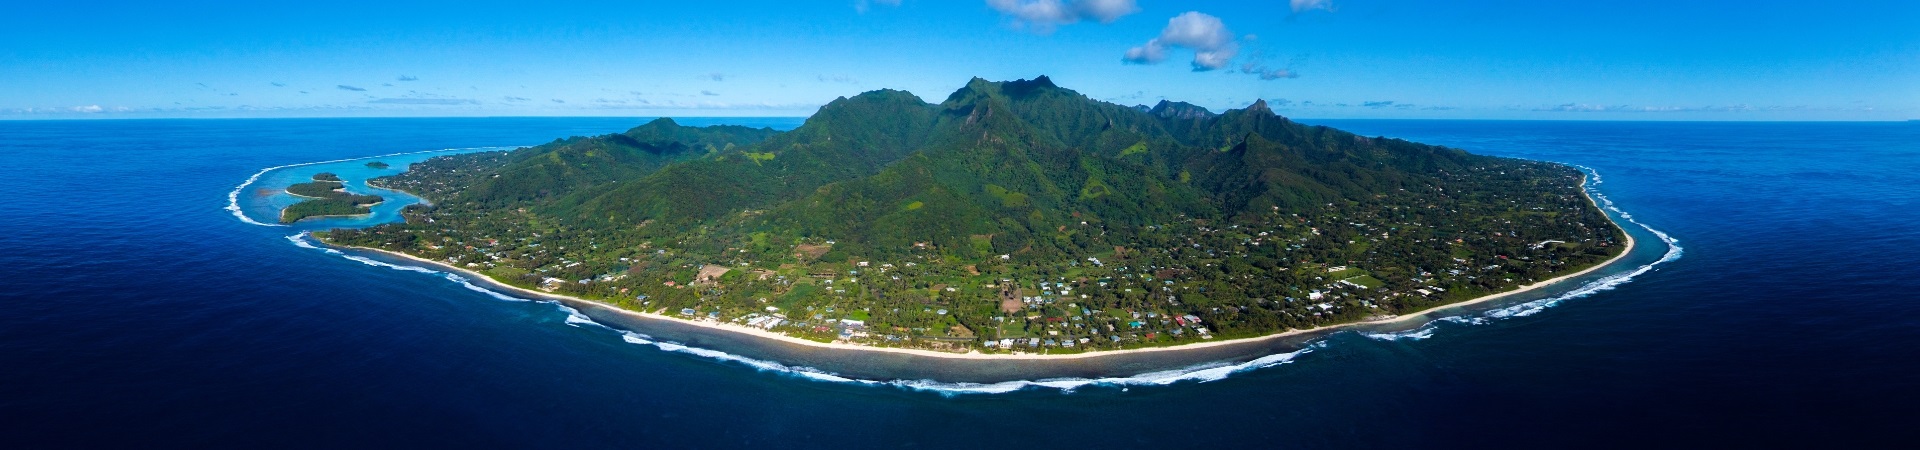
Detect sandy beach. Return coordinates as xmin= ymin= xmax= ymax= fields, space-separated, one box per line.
xmin=325 ymin=174 xmax=1638 ymax=361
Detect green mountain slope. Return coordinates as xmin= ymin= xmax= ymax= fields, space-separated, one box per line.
xmin=330 ymin=76 xmax=1626 ymax=353
xmin=459 ymin=118 xmax=781 ymax=206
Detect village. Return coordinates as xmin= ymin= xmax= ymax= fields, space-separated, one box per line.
xmin=325 ymin=163 xmax=1623 ymax=354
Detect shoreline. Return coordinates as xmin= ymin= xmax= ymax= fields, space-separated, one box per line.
xmin=319 ymin=172 xmax=1639 ymax=361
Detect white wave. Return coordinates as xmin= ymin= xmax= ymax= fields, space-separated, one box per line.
xmin=287 ymin=233 xmax=442 ymax=276
xmin=1435 ymin=165 xmax=1683 ymax=322
xmin=1348 ymin=165 xmax=1681 ymax=340
xmin=228 ymin=145 xmax=522 ymax=227
xmin=284 ymin=234 xmax=319 ymax=249
xmin=445 ymin=274 xmax=529 ymax=302
xmin=1361 ymin=326 xmax=1437 ymax=341
xmin=614 ymin=333 xmax=1317 ymax=396
xmin=1438 ymin=316 xmax=1488 ymax=326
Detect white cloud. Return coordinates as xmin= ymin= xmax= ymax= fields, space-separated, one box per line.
xmin=1240 ymin=63 xmax=1298 ymax=80
xmin=71 ymin=105 xmax=103 ymax=113
xmin=1075 ymin=0 xmax=1139 ymax=22
xmin=1123 ymin=42 xmax=1167 ymax=64
xmin=818 ymin=74 xmax=860 ymax=84
xmin=1122 ymin=12 xmax=1239 ymax=71
xmin=987 ymin=0 xmax=1140 ymax=32
xmin=1290 ymin=0 xmax=1333 ymax=13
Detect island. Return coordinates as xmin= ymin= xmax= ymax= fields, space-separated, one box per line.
xmin=317 ymin=77 xmax=1629 ymax=356
xmin=282 ymin=173 xmax=383 ymax=223
xmin=366 ymin=161 xmax=390 ymax=169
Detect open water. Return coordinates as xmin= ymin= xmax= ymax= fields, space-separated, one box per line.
xmin=1 ymin=118 xmax=1914 ymax=448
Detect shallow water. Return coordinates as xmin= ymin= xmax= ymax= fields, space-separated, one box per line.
xmin=3 ymin=118 xmax=1915 ymax=447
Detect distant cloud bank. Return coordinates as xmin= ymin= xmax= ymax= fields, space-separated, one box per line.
xmin=1290 ymin=0 xmax=1334 ymax=14
xmin=368 ymin=98 xmax=477 ymax=105
xmin=988 ymin=0 xmax=1139 ymax=33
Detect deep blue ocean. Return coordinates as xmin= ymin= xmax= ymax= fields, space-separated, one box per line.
xmin=2 ymin=118 xmax=1915 ymax=448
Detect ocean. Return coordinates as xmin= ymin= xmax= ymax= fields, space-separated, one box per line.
xmin=1 ymin=118 xmax=1914 ymax=448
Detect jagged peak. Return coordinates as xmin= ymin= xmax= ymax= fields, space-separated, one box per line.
xmin=1149 ymin=100 xmax=1217 ymax=120
xmin=1247 ymin=99 xmax=1271 ymax=115
xmin=1007 ymin=75 xmax=1057 ymax=90
xmin=942 ymin=76 xmax=1073 ymax=106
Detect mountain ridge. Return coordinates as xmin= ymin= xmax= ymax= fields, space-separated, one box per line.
xmin=330 ymin=76 xmax=1627 ymax=353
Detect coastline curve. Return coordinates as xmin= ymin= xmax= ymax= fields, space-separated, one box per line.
xmin=246 ymin=156 xmax=1681 ymax=394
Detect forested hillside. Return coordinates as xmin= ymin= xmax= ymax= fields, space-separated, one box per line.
xmin=326 ymin=77 xmax=1626 ymax=353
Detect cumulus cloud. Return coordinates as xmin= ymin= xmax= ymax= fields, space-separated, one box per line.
xmin=988 ymin=0 xmax=1140 ymax=32
xmin=337 ymin=85 xmax=367 ymax=91
xmin=703 ymin=72 xmax=726 ymax=82
xmin=1290 ymin=0 xmax=1333 ymax=13
xmin=1123 ymin=12 xmax=1239 ymax=71
xmin=1363 ymin=100 xmax=1394 ymax=108
xmin=397 ymin=75 xmax=418 ymax=81
xmin=71 ymin=105 xmax=104 ymax=113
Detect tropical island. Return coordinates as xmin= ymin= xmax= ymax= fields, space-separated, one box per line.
xmin=317 ymin=77 xmax=1628 ymax=355
xmin=282 ymin=173 xmax=384 ymax=223
xmin=366 ymin=161 xmax=390 ymax=169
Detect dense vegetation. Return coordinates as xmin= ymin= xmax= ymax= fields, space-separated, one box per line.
xmin=366 ymin=161 xmax=390 ymax=169
xmin=323 ymin=77 xmax=1625 ymax=354
xmin=282 ymin=173 xmax=383 ymax=223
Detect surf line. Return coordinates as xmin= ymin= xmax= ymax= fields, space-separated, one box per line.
xmin=283 ymin=232 xmax=1321 ymax=395
xmin=273 ymin=165 xmax=1680 ymax=395
xmin=1358 ymin=165 xmax=1682 ymax=342
xmin=228 ymin=146 xmax=522 ymax=227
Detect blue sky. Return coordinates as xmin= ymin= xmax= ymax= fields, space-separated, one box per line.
xmin=3 ymin=0 xmax=1915 ymax=120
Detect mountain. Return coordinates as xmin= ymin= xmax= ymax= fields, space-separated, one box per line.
xmin=331 ymin=77 xmax=1624 ymax=352
xmin=458 ymin=118 xmax=781 ymax=206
